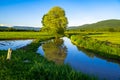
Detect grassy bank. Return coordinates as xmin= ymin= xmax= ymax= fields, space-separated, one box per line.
xmin=71 ymin=34 xmax=120 ymax=60
xmin=0 ymin=32 xmax=96 ymax=80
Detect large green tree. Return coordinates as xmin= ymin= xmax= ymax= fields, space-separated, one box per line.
xmin=41 ymin=6 xmax=68 ymax=37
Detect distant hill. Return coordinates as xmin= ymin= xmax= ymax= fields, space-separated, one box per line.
xmin=69 ymin=19 xmax=120 ymax=32
xmin=0 ymin=26 xmax=40 ymax=31
xmin=0 ymin=26 xmax=9 ymax=31
xmin=67 ymin=26 xmax=78 ymax=30
xmin=13 ymin=26 xmax=40 ymax=31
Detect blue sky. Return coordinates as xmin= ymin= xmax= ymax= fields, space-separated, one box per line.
xmin=0 ymin=0 xmax=120 ymax=27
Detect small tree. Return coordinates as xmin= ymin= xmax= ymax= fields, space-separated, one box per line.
xmin=41 ymin=6 xmax=68 ymax=38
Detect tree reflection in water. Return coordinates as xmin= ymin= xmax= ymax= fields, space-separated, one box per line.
xmin=76 ymin=45 xmax=120 ymax=64
xmin=42 ymin=38 xmax=67 ymax=64
xmin=76 ymin=46 xmax=95 ymax=58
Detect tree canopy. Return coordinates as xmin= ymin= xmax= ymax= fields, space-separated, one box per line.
xmin=41 ymin=6 xmax=68 ymax=36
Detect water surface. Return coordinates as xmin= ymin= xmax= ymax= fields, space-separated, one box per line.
xmin=0 ymin=39 xmax=33 ymax=50
xmin=37 ymin=37 xmax=120 ymax=80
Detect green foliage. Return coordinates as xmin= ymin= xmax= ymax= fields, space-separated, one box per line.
xmin=42 ymin=6 xmax=68 ymax=36
xmin=71 ymin=35 xmax=120 ymax=60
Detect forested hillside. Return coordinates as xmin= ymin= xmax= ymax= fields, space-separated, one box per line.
xmin=68 ymin=19 xmax=120 ymax=32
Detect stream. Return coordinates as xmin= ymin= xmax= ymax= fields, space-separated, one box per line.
xmin=37 ymin=37 xmax=120 ymax=80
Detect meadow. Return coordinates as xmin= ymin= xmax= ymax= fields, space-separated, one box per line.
xmin=87 ymin=32 xmax=120 ymax=45
xmin=0 ymin=32 xmax=53 ymax=40
xmin=0 ymin=32 xmax=97 ymax=80
xmin=66 ymin=31 xmax=120 ymax=44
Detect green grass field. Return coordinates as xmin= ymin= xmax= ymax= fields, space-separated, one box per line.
xmin=0 ymin=32 xmax=53 ymax=40
xmin=66 ymin=31 xmax=120 ymax=45
xmin=88 ymin=32 xmax=120 ymax=44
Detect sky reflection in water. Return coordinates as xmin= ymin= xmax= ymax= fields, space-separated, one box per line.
xmin=0 ymin=40 xmax=33 ymax=50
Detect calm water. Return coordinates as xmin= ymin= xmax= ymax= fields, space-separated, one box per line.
xmin=0 ymin=40 xmax=33 ymax=50
xmin=37 ymin=37 xmax=120 ymax=80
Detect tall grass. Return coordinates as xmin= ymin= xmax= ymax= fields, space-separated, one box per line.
xmin=71 ymin=35 xmax=120 ymax=60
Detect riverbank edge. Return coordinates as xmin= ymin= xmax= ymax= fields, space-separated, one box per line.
xmin=70 ymin=36 xmax=120 ymax=61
